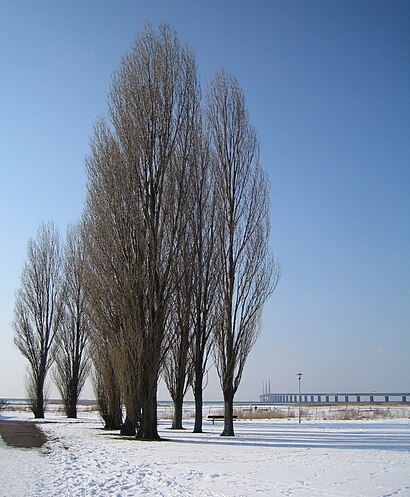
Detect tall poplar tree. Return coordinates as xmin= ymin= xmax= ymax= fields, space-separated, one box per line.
xmin=207 ymin=71 xmax=280 ymax=436
xmin=83 ymin=24 xmax=200 ymax=440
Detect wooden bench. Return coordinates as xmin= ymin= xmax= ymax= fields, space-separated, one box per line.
xmin=207 ymin=415 xmax=238 ymax=425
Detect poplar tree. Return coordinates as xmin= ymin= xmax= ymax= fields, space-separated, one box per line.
xmin=84 ymin=24 xmax=199 ymax=440
xmin=14 ymin=222 xmax=65 ymax=418
xmin=207 ymin=71 xmax=280 ymax=436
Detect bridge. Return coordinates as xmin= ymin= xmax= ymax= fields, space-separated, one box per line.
xmin=259 ymin=392 xmax=410 ymax=404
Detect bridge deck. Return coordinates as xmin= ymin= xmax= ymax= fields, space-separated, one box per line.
xmin=260 ymin=392 xmax=410 ymax=404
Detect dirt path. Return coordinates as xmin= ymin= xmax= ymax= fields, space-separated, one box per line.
xmin=0 ymin=420 xmax=47 ymax=448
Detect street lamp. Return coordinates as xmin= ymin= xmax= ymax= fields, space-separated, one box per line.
xmin=297 ymin=373 xmax=302 ymax=424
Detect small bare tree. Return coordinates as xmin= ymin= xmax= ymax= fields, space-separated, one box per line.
xmin=53 ymin=224 xmax=91 ymax=418
xmin=13 ymin=222 xmax=65 ymax=418
xmin=207 ymin=71 xmax=280 ymax=436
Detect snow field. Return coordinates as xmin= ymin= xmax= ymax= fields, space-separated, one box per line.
xmin=1 ymin=410 xmax=410 ymax=497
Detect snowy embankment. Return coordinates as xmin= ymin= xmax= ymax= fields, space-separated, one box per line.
xmin=1 ymin=407 xmax=410 ymax=497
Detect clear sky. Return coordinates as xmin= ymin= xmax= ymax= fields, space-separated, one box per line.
xmin=1 ymin=0 xmax=409 ymax=401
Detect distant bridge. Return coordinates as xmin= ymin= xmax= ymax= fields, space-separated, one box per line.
xmin=260 ymin=392 xmax=410 ymax=404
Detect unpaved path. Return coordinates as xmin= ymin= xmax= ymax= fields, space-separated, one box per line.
xmin=0 ymin=420 xmax=47 ymax=448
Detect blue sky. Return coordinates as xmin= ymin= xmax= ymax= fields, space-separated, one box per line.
xmin=1 ymin=0 xmax=409 ymax=400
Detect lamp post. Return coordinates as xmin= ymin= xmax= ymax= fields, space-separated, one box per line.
xmin=297 ymin=373 xmax=302 ymax=424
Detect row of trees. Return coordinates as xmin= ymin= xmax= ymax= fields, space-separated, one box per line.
xmin=13 ymin=24 xmax=279 ymax=438
xmin=14 ymin=223 xmax=89 ymax=419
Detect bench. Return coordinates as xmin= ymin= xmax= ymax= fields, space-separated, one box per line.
xmin=207 ymin=415 xmax=238 ymax=425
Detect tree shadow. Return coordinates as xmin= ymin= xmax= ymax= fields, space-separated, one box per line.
xmin=164 ymin=423 xmax=410 ymax=452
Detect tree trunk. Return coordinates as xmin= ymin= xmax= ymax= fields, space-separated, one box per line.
xmin=66 ymin=383 xmax=78 ymax=418
xmin=221 ymin=390 xmax=235 ymax=436
xmin=105 ymin=391 xmax=122 ymax=430
xmin=34 ymin=398 xmax=44 ymax=419
xmin=193 ymin=373 xmax=204 ymax=433
xmin=120 ymin=415 xmax=136 ymax=436
xmin=34 ymin=380 xmax=45 ymax=419
xmin=121 ymin=395 xmax=140 ymax=436
xmin=138 ymin=380 xmax=160 ymax=440
xmin=66 ymin=401 xmax=77 ymax=419
xmin=171 ymin=396 xmax=184 ymax=429
xmin=104 ymin=411 xmax=122 ymax=430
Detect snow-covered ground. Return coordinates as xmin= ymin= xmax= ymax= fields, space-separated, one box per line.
xmin=1 ymin=407 xmax=410 ymax=497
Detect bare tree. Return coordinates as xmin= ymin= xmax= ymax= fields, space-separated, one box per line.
xmin=83 ymin=24 xmax=200 ymax=440
xmin=91 ymin=341 xmax=122 ymax=430
xmin=82 ymin=208 xmax=128 ymax=432
xmin=110 ymin=326 xmax=142 ymax=436
xmin=82 ymin=222 xmax=127 ymax=432
xmin=82 ymin=116 xmax=145 ymax=435
xmin=190 ymin=133 xmax=221 ymax=433
xmin=207 ymin=71 xmax=280 ymax=436
xmin=13 ymin=222 xmax=65 ymax=418
xmin=83 ymin=119 xmax=148 ymax=437
xmin=163 ymin=232 xmax=195 ymax=430
xmin=53 ymin=224 xmax=90 ymax=418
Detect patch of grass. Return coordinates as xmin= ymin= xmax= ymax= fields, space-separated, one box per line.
xmin=325 ymin=407 xmax=393 ymax=420
xmin=235 ymin=408 xmax=296 ymax=420
xmin=2 ymin=403 xmax=31 ymax=413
